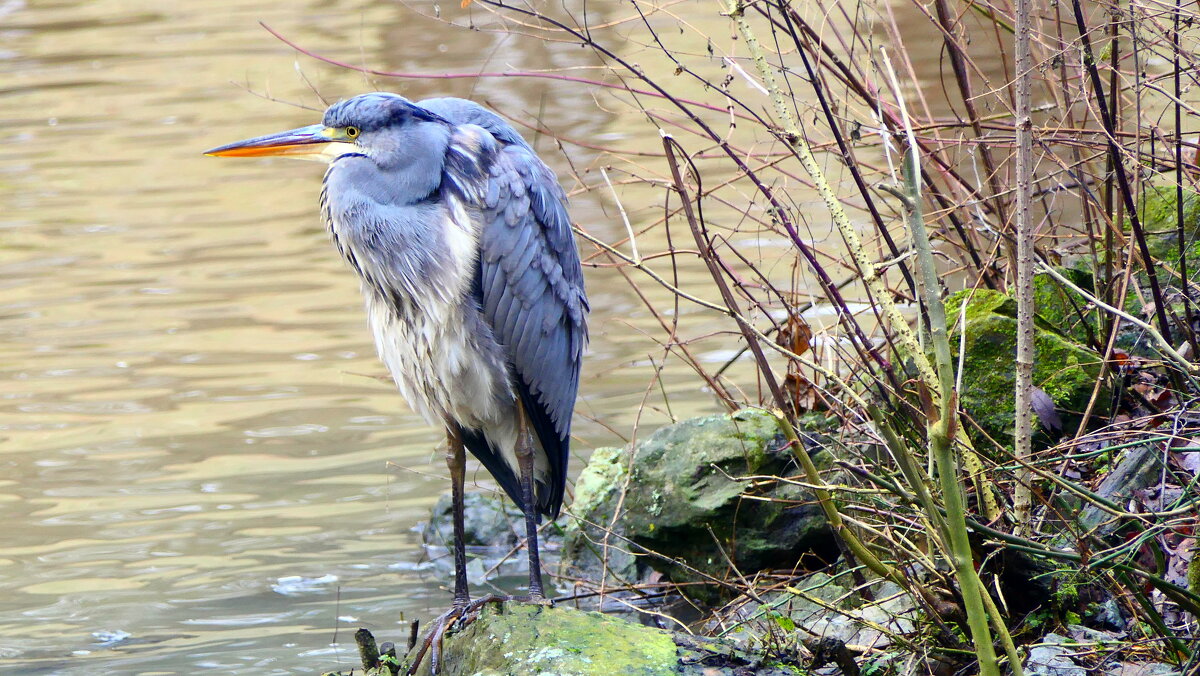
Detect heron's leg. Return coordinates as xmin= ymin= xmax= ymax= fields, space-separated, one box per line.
xmin=445 ymin=425 xmax=470 ymax=607
xmin=515 ymin=414 xmax=546 ymax=601
xmin=405 ymin=427 xmax=482 ymax=676
xmin=407 ymin=594 xmax=504 ymax=675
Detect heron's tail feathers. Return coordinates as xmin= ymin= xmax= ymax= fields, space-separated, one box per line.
xmin=456 ymin=425 xmax=554 ymax=521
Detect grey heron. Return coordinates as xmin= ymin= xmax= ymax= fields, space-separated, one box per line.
xmin=206 ymin=93 xmax=588 ymax=667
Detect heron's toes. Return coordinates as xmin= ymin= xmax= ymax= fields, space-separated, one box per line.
xmin=406 ymin=605 xmax=463 ymax=675
xmin=407 ymin=596 xmax=506 ymax=675
xmin=520 ymin=593 xmax=553 ymax=608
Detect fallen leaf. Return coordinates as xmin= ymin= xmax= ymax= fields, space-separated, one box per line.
xmin=776 ymin=313 xmax=813 ymax=357
xmin=1031 ymin=388 xmax=1062 ymax=437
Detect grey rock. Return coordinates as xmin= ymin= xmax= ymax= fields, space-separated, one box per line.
xmin=1075 ymin=444 xmax=1166 ymax=538
xmin=422 ymin=491 xmax=524 ymax=549
xmin=1084 ymin=597 xmax=1127 ymax=631
xmin=1104 ymin=662 xmax=1183 ymax=676
xmin=708 ymin=573 xmax=918 ymax=661
xmin=560 ymin=410 xmax=836 ymax=596
xmin=774 ymin=576 xmax=915 ymax=650
xmin=1066 ymin=624 xmax=1122 ymax=643
xmin=421 ymin=491 xmax=567 ymax=587
xmin=1025 ymin=633 xmax=1086 ymax=676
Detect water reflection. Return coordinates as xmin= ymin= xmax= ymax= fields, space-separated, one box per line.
xmin=0 ymin=0 xmax=649 ymax=673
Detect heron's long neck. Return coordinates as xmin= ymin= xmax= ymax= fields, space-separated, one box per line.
xmin=373 ymin=121 xmax=450 ymax=204
xmin=321 ymin=158 xmax=476 ymax=321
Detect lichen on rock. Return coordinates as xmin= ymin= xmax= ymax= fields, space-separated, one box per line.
xmin=945 ymin=288 xmax=1107 ymax=449
xmin=560 ymin=409 xmax=836 ymax=595
xmin=406 ymin=604 xmax=680 ymax=676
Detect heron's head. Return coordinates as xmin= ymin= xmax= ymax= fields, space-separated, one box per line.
xmin=205 ymin=93 xmax=450 ymax=166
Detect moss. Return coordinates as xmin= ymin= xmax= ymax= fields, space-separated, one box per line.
xmin=948 ymin=275 xmax=1098 ymax=347
xmin=793 ymin=411 xmax=839 ymax=434
xmin=1105 ymin=182 xmax=1200 ymax=357
xmin=1189 ymin=543 xmax=1200 ymax=598
xmin=946 ymin=288 xmax=1012 ymax=324
xmin=411 ymin=604 xmax=679 ymax=676
xmin=570 ymin=445 xmax=626 ymax=517
xmin=1136 ymin=183 xmax=1200 ymax=263
xmin=946 ymin=289 xmax=1107 ymax=448
xmin=560 ymin=410 xmax=834 ymax=597
xmin=1032 ymin=268 xmax=1098 ymax=346
xmin=617 ymin=410 xmax=786 ymax=536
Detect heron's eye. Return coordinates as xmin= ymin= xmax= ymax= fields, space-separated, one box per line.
xmin=345 ymin=126 xmax=361 ymax=140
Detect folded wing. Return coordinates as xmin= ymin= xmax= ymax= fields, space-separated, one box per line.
xmin=428 ymin=99 xmax=588 ymax=518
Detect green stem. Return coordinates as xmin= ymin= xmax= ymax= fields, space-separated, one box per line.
xmin=775 ymin=412 xmax=906 ymax=587
xmin=900 ymin=135 xmax=1017 ymax=675
xmin=931 ymin=418 xmax=1003 ymax=675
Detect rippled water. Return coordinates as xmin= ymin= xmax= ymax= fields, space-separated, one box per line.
xmin=0 ymin=0 xmax=710 ymax=672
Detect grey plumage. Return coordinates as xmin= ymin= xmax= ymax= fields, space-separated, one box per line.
xmin=317 ymin=93 xmax=587 ymax=518
xmin=205 ymin=92 xmax=586 ymax=615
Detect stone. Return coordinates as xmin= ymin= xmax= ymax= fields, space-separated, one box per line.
xmin=1066 ymin=624 xmax=1122 ymax=644
xmin=421 ymin=491 xmax=568 ymax=590
xmin=1073 ymin=443 xmax=1167 ymax=539
xmin=404 ymin=603 xmax=796 ymax=676
xmin=1024 ymin=633 xmax=1087 ymax=676
xmin=1083 ymin=597 xmax=1126 ymax=631
xmin=560 ymin=409 xmax=836 ymax=595
xmin=945 ymin=288 xmax=1107 ymax=449
xmin=727 ymin=574 xmax=917 ymax=652
xmin=1104 ymin=662 xmax=1183 ymax=676
xmin=423 ymin=491 xmax=525 ymax=550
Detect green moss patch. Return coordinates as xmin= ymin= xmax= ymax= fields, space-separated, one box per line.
xmin=414 ymin=604 xmax=678 ymax=676
xmin=946 ymin=288 xmax=1107 ymax=449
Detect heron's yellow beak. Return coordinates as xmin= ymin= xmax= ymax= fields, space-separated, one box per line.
xmin=204 ymin=124 xmax=354 ymax=162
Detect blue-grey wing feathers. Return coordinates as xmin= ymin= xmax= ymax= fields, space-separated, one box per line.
xmin=422 ymin=98 xmax=587 ymax=519
xmin=419 ymin=97 xmax=533 ymax=150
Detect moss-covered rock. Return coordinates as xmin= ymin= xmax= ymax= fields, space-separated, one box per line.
xmin=945 ymin=288 xmax=1107 ymax=449
xmin=561 ymin=409 xmax=835 ymax=596
xmin=561 ymin=444 xmax=641 ymax=585
xmin=407 ymin=604 xmax=678 ymax=676
xmin=399 ymin=603 xmax=800 ymax=675
xmin=1111 ymin=183 xmax=1200 ymax=357
xmin=1032 ymin=268 xmax=1100 ymax=347
xmin=1136 ymin=183 xmax=1200 ymax=264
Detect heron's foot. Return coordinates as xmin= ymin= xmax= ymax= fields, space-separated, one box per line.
xmin=406 ymin=595 xmax=504 ymax=675
xmin=518 ymin=592 xmax=553 ymax=607
xmin=464 ymin=592 xmax=553 ymax=609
